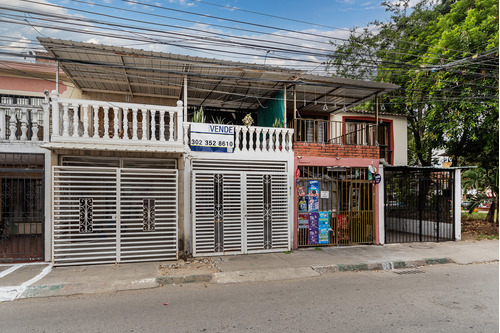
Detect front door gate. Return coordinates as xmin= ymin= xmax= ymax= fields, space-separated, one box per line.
xmin=53 ymin=166 xmax=178 ymax=265
xmin=384 ymin=167 xmax=455 ymax=243
xmin=192 ymin=171 xmax=290 ymax=256
xmin=1 ymin=153 xmax=45 ymax=262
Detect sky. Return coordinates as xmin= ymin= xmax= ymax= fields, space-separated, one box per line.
xmin=0 ymin=0 xmax=395 ymax=72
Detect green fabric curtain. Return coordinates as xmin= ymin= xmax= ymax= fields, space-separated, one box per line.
xmin=257 ymin=91 xmax=284 ymax=127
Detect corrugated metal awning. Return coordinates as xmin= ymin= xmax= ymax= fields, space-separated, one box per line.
xmin=38 ymin=38 xmax=399 ymax=113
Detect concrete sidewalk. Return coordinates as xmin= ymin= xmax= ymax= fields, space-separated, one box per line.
xmin=1 ymin=240 xmax=497 ymax=302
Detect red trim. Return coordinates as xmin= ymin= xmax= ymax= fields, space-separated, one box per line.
xmin=342 ymin=115 xmax=394 ymax=165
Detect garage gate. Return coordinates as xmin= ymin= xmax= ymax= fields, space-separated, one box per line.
xmin=53 ymin=164 xmax=178 ymax=265
xmin=192 ymin=160 xmax=291 ymax=256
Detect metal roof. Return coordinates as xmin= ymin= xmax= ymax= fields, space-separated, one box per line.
xmin=38 ymin=38 xmax=399 ymax=112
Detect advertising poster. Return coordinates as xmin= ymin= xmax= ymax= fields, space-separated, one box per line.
xmin=308 ymin=212 xmax=319 ymax=229
xmin=307 ymin=180 xmax=319 ymax=212
xmin=318 ymin=229 xmax=329 ymax=244
xmin=298 ymin=213 xmax=309 ymax=229
xmin=308 ymin=212 xmax=319 ymax=244
xmin=318 ymin=211 xmax=330 ymax=244
xmin=308 ymin=229 xmax=319 ymax=245
xmin=298 ymin=186 xmax=306 ymax=197
xmin=298 ymin=197 xmax=308 ymax=212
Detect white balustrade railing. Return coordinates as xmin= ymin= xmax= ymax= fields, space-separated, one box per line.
xmin=50 ymin=92 xmax=184 ymax=145
xmin=233 ymin=125 xmax=294 ymax=153
xmin=185 ymin=124 xmax=293 ymax=154
xmin=0 ymin=103 xmax=49 ymax=142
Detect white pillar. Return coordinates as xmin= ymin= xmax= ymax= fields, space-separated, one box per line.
xmin=183 ymin=154 xmax=192 ymax=255
xmin=454 ymin=169 xmax=462 ymax=240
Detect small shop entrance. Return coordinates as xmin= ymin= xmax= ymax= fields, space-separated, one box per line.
xmin=297 ymin=167 xmax=375 ymax=247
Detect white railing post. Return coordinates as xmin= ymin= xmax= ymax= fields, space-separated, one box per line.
xmin=150 ymin=109 xmax=156 ymax=141
xmin=242 ymin=127 xmax=249 ymax=151
xmin=42 ymin=100 xmax=50 ymax=142
xmin=132 ymin=108 xmax=138 ymax=140
xmin=123 ymin=108 xmax=129 ymax=140
xmin=31 ymin=108 xmax=39 ymax=142
xmin=0 ymin=108 xmax=5 ymax=140
xmin=92 ymin=105 xmax=99 ymax=138
xmin=141 ymin=109 xmax=147 ymax=141
xmin=62 ymin=103 xmax=70 ymax=137
xmin=183 ymin=123 xmax=189 ymax=146
xmin=51 ymin=90 xmax=60 ymax=136
xmin=82 ymin=104 xmax=89 ymax=138
xmin=113 ymin=108 xmax=119 ymax=140
xmin=103 ymin=106 xmax=110 ymax=139
xmin=159 ymin=109 xmax=166 ymax=142
xmin=168 ymin=111 xmax=174 ymax=142
xmin=20 ymin=108 xmax=28 ymax=141
xmin=8 ymin=108 xmax=16 ymax=141
xmin=250 ymin=127 xmax=257 ymax=152
xmin=176 ymin=100 xmax=183 ymax=143
xmin=72 ymin=104 xmax=79 ymax=138
xmin=234 ymin=126 xmax=240 ymax=152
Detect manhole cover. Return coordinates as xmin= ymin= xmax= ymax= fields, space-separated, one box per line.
xmin=394 ymin=269 xmax=425 ymax=275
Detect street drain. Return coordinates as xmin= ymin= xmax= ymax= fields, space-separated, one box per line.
xmin=394 ymin=269 xmax=425 ymax=275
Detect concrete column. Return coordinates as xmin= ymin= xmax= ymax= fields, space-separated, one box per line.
xmin=454 ymin=169 xmax=462 ymax=240
xmin=183 ymin=154 xmax=192 ymax=255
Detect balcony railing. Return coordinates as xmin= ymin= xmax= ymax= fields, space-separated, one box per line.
xmin=50 ymin=94 xmax=184 ymax=147
xmin=0 ymin=104 xmax=49 ymax=143
xmin=290 ymin=118 xmax=377 ymax=146
xmin=233 ymin=125 xmax=293 ymax=153
xmin=185 ymin=123 xmax=294 ymax=154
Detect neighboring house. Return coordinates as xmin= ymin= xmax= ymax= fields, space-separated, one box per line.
xmin=0 ymin=38 xmax=461 ymax=266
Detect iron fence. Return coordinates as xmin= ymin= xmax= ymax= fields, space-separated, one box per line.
xmin=384 ymin=167 xmax=455 ymax=243
xmin=0 ymin=153 xmax=44 ymax=262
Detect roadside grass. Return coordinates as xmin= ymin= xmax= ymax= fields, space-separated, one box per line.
xmin=461 ymin=212 xmax=487 ymax=220
xmin=477 ymin=235 xmax=499 ymax=240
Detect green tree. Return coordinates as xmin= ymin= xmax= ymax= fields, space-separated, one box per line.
xmin=328 ymin=0 xmax=498 ymax=222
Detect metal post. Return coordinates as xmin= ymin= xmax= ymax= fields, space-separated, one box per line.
xmin=375 ymin=93 xmax=379 ymax=146
xmin=283 ymin=85 xmax=287 ymax=126
xmin=183 ymin=75 xmax=188 ymax=123
xmin=56 ymin=62 xmax=59 ymax=94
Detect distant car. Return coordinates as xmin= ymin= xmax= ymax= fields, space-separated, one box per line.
xmin=461 ymin=201 xmax=473 ymax=209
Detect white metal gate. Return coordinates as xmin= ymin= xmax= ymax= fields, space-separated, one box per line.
xmin=192 ymin=171 xmax=290 ymax=256
xmin=53 ymin=166 xmax=178 ymax=265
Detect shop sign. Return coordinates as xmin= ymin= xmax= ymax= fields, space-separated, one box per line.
xmin=190 ymin=123 xmax=234 ymax=153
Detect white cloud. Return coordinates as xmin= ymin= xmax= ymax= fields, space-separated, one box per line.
xmin=0 ymin=0 xmax=371 ymax=76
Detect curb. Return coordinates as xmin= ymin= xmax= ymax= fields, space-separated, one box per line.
xmin=311 ymin=258 xmax=454 ymax=274
xmin=7 ymin=257 xmax=456 ymax=300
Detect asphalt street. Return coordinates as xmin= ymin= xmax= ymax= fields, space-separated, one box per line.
xmin=1 ymin=263 xmax=497 ymax=333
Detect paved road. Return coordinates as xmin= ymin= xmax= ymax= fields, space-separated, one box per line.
xmin=1 ymin=263 xmax=497 ymax=333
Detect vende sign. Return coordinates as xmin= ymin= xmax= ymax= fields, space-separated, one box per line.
xmin=190 ymin=123 xmax=234 ymax=153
